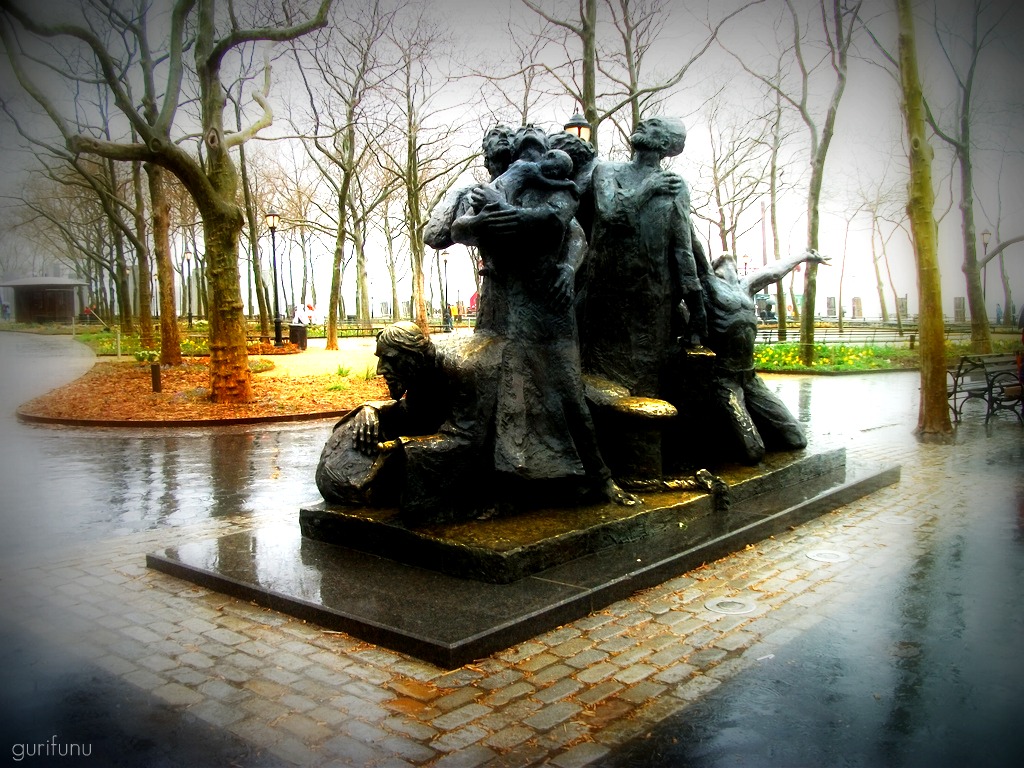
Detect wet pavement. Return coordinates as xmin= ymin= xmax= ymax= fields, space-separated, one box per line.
xmin=0 ymin=331 xmax=1022 ymax=766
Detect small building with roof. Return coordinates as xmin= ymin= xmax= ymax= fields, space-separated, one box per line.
xmin=0 ymin=277 xmax=87 ymax=323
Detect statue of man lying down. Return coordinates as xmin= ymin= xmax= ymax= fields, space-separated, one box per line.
xmin=316 ymin=322 xmax=635 ymax=525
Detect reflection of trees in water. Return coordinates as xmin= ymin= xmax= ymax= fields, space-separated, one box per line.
xmin=798 ymin=377 xmax=813 ymax=424
xmin=209 ymin=432 xmax=256 ymax=518
xmin=257 ymin=526 xmax=321 ymax=601
xmin=210 ymin=432 xmax=259 ymax=584
xmin=1017 ymin=482 xmax=1024 ymax=542
xmin=61 ymin=434 xmax=190 ymax=528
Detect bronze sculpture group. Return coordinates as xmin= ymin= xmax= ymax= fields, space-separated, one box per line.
xmin=317 ymin=118 xmax=828 ymax=523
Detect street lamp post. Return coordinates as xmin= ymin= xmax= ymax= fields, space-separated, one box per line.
xmin=183 ymin=251 xmax=193 ymax=328
xmin=981 ymin=229 xmax=991 ymax=307
xmin=564 ymin=111 xmax=592 ymax=143
xmin=265 ymin=211 xmax=282 ymax=346
xmin=443 ymin=252 xmax=451 ymax=330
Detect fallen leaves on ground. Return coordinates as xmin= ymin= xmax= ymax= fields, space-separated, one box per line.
xmin=17 ymin=358 xmax=389 ymax=423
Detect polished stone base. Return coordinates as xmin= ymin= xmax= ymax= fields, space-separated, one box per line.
xmin=148 ymin=449 xmax=900 ymax=668
xmin=299 ymin=448 xmax=848 ymax=583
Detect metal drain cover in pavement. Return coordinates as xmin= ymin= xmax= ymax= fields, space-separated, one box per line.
xmin=878 ymin=514 xmax=915 ymax=525
xmin=807 ymin=550 xmax=850 ymax=563
xmin=705 ymin=597 xmax=757 ymax=615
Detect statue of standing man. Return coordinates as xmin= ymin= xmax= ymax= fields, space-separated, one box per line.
xmin=577 ymin=117 xmax=707 ymax=400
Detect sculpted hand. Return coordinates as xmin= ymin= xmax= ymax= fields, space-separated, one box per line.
xmin=676 ymin=298 xmax=691 ymax=326
xmin=804 ymin=249 xmax=831 ymax=266
xmin=476 ymin=207 xmax=524 ymax=236
xmin=350 ymin=406 xmax=383 ymax=456
xmin=548 ymin=265 xmax=575 ymax=312
xmin=644 ymin=170 xmax=684 ymax=199
xmin=468 ymin=184 xmax=503 ymax=210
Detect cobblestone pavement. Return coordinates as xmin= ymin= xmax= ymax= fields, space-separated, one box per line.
xmin=1 ymin=332 xmax=1021 ymax=766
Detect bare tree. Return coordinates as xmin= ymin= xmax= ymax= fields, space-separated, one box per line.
xmin=377 ymin=10 xmax=475 ymax=334
xmin=367 ymin=159 xmax=410 ymax=322
xmin=851 ymin=167 xmax=907 ymax=332
xmin=691 ymin=94 xmax=773 ymax=256
xmin=976 ymin=152 xmax=1022 ymax=328
xmin=473 ymin=12 xmax=557 ymax=127
xmin=289 ymin=0 xmax=395 ymax=346
xmin=520 ymin=0 xmax=760 ymax=154
xmin=725 ymin=0 xmax=863 ymax=364
xmin=922 ymin=0 xmax=1018 ymax=352
xmin=0 ymin=0 xmax=332 ymax=402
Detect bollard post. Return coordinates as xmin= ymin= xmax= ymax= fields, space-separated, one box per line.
xmin=150 ymin=362 xmax=161 ymax=393
xmin=909 ymin=333 xmax=916 ymax=350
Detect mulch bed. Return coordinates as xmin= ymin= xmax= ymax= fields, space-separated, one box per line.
xmin=17 ymin=359 xmax=389 ymax=423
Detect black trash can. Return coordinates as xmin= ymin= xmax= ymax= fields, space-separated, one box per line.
xmin=289 ymin=323 xmax=308 ymax=350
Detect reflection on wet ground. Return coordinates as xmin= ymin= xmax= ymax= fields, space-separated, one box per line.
xmin=1 ymin=333 xmax=1021 ymax=766
xmin=0 ymin=335 xmax=333 ymax=765
xmin=599 ymin=406 xmax=1024 ymax=767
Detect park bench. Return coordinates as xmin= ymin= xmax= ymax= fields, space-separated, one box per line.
xmin=947 ymin=352 xmax=1023 ymax=425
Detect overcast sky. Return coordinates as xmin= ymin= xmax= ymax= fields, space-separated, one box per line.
xmin=1 ymin=0 xmax=1022 ymax=320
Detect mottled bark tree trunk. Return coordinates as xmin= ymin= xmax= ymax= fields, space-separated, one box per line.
xmin=202 ymin=208 xmax=252 ymax=401
xmin=897 ymin=0 xmax=951 ymax=440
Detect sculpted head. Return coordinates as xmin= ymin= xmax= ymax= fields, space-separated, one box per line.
xmin=540 ymin=149 xmax=573 ymax=180
xmin=375 ymin=321 xmax=431 ymax=399
xmin=712 ymin=253 xmax=740 ymax=282
xmin=630 ymin=117 xmax=687 ymax=158
xmin=547 ymin=131 xmax=598 ymax=173
xmin=512 ymin=124 xmax=548 ymax=158
xmin=482 ymin=124 xmax=514 ymax=178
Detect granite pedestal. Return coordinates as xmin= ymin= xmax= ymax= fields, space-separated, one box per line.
xmin=148 ymin=448 xmax=900 ymax=668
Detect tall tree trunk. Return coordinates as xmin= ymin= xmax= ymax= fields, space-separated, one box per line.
xmin=202 ymin=208 xmax=252 ymax=402
xmin=354 ymin=222 xmax=370 ymax=324
xmin=999 ymin=255 xmax=1013 ymax=327
xmin=581 ymin=0 xmax=599 ymax=154
xmin=770 ymin=91 xmax=787 ymax=341
xmin=897 ymin=0 xmax=951 ymax=440
xmin=957 ymin=142 xmax=991 ymax=351
xmin=326 ymin=187 xmax=349 ymax=350
xmin=131 ymin=162 xmax=155 ymax=349
xmin=796 ymin=0 xmax=858 ymax=365
xmin=871 ymin=223 xmax=889 ymax=324
xmin=146 ymin=163 xmax=183 ymax=365
xmin=112 ymin=227 xmax=134 ymax=334
xmin=238 ymin=140 xmax=270 ymax=338
xmin=193 ymin=0 xmax=251 ymax=401
xmin=406 ymin=121 xmax=428 ymax=334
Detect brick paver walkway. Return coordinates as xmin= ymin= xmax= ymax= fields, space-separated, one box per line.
xmin=2 ymin=334 xmax=1021 ymax=766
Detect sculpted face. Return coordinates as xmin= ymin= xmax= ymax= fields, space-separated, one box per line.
xmin=375 ymin=341 xmax=422 ymax=400
xmin=482 ymin=124 xmax=513 ymax=162
xmin=512 ymin=124 xmax=548 ymax=157
xmin=630 ymin=117 xmax=687 ymax=157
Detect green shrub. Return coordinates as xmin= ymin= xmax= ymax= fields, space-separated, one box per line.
xmin=134 ymin=349 xmax=159 ymax=363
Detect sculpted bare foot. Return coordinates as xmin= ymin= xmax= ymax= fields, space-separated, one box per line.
xmin=604 ymin=479 xmax=640 ymax=506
